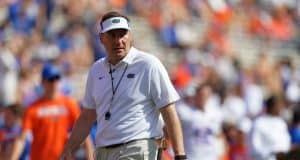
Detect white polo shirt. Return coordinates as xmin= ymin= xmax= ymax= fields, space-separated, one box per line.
xmin=82 ymin=47 xmax=180 ymax=147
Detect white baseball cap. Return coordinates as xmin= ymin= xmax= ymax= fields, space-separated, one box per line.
xmin=100 ymin=17 xmax=131 ymax=33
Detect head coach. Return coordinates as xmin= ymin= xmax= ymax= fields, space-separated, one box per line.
xmin=60 ymin=11 xmax=186 ymax=160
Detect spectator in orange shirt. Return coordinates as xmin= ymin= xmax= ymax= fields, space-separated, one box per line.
xmin=9 ymin=63 xmax=94 ymax=160
xmin=225 ymin=123 xmax=252 ymax=160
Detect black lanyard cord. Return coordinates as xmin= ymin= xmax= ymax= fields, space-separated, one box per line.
xmin=105 ymin=63 xmax=128 ymax=120
xmin=109 ymin=63 xmax=128 ymax=96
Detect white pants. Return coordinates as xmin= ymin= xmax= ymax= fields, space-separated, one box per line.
xmin=94 ymin=139 xmax=158 ymax=160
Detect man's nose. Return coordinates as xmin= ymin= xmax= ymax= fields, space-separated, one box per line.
xmin=113 ymin=36 xmax=122 ymax=44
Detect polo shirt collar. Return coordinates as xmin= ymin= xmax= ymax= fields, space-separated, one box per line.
xmin=122 ymin=47 xmax=136 ymax=65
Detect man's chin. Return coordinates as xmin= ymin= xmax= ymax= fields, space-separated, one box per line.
xmin=114 ymin=48 xmax=126 ymax=54
xmin=114 ymin=51 xmax=126 ymax=57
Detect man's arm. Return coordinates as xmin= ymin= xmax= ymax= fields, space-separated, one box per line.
xmin=83 ymin=135 xmax=94 ymax=160
xmin=9 ymin=130 xmax=28 ymax=160
xmin=60 ymin=108 xmax=96 ymax=160
xmin=160 ymin=103 xmax=186 ymax=157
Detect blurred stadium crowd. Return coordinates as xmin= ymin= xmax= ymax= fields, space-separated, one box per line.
xmin=1 ymin=0 xmax=300 ymax=159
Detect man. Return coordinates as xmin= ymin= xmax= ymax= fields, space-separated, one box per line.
xmin=0 ymin=104 xmax=29 ymax=160
xmin=10 ymin=63 xmax=94 ymax=160
xmin=250 ymin=95 xmax=291 ymax=160
xmin=60 ymin=11 xmax=186 ymax=160
xmin=177 ymin=82 xmax=225 ymax=160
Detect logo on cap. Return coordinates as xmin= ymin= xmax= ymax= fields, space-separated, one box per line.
xmin=112 ymin=19 xmax=120 ymax=23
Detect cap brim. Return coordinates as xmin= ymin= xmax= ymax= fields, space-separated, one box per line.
xmin=101 ymin=17 xmax=131 ymax=33
xmin=101 ymin=25 xmax=130 ymax=33
xmin=43 ymin=74 xmax=61 ymax=80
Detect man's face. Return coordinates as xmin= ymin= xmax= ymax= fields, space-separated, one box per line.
xmin=272 ymin=102 xmax=283 ymax=116
xmin=100 ymin=29 xmax=131 ymax=64
xmin=195 ymin=86 xmax=211 ymax=109
xmin=42 ymin=77 xmax=60 ymax=96
xmin=4 ymin=109 xmax=15 ymax=127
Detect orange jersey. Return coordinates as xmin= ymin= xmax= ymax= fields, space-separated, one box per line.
xmin=22 ymin=94 xmax=80 ymax=160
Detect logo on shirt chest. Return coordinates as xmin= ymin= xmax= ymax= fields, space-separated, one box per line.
xmin=37 ymin=106 xmax=67 ymax=117
xmin=127 ymin=73 xmax=135 ymax=78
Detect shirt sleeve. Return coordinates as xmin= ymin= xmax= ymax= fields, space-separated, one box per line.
xmin=280 ymin=121 xmax=291 ymax=152
xmin=82 ymin=68 xmax=96 ymax=109
xmin=250 ymin=121 xmax=272 ymax=159
xmin=66 ymin=97 xmax=81 ymax=126
xmin=150 ymin=57 xmax=180 ymax=109
xmin=22 ymin=108 xmax=34 ymax=131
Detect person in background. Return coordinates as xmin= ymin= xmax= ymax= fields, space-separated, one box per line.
xmin=225 ymin=119 xmax=252 ymax=160
xmin=0 ymin=43 xmax=19 ymax=107
xmin=289 ymin=106 xmax=300 ymax=148
xmin=250 ymin=95 xmax=291 ymax=160
xmin=177 ymin=82 xmax=225 ymax=160
xmin=285 ymin=105 xmax=300 ymax=159
xmin=9 ymin=63 xmax=94 ymax=160
xmin=0 ymin=104 xmax=29 ymax=160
